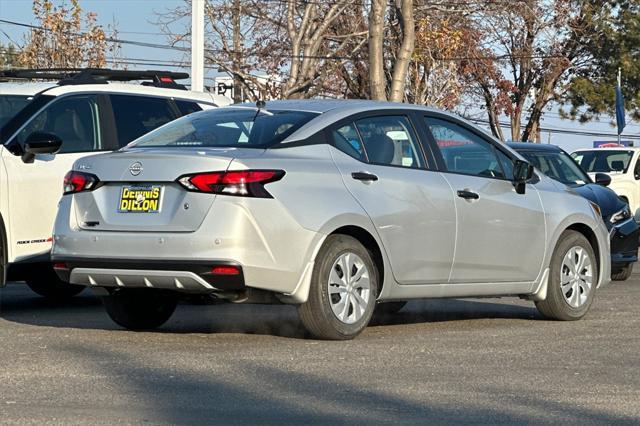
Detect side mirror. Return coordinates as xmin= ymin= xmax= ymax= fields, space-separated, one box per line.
xmin=513 ymin=159 xmax=534 ymax=194
xmin=594 ymin=172 xmax=611 ymax=187
xmin=22 ymin=132 xmax=62 ymax=163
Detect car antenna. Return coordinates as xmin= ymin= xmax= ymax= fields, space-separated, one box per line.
xmin=253 ymin=99 xmax=266 ymax=122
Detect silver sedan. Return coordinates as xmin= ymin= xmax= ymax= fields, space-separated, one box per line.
xmin=52 ymin=100 xmax=611 ymax=339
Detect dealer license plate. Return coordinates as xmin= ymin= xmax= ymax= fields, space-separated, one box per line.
xmin=118 ymin=185 xmax=163 ymax=213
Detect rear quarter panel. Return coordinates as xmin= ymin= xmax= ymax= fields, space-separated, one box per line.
xmin=229 ymin=144 xmax=392 ymax=296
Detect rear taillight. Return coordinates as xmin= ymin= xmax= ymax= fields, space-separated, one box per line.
xmin=177 ymin=170 xmax=285 ymax=198
xmin=63 ymin=171 xmax=100 ymax=195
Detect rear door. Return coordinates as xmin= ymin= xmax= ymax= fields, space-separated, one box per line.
xmin=329 ymin=112 xmax=456 ymax=285
xmin=423 ymin=115 xmax=545 ymax=283
xmin=107 ymin=94 xmax=180 ymax=147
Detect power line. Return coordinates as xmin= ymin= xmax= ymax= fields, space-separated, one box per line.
xmin=469 ymin=118 xmax=640 ymax=140
xmin=0 ymin=17 xmax=572 ymax=63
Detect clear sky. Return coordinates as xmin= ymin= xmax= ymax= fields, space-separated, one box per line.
xmin=1 ymin=0 xmax=638 ymax=151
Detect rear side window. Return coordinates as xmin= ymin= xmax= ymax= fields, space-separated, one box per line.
xmin=175 ymin=100 xmax=203 ymax=116
xmin=331 ymin=123 xmax=367 ymax=161
xmin=426 ymin=117 xmax=506 ymax=179
xmin=354 ymin=116 xmax=424 ymax=168
xmin=16 ymin=95 xmax=102 ymax=153
xmin=110 ymin=95 xmax=178 ymax=146
xmin=129 ymin=108 xmax=318 ymax=148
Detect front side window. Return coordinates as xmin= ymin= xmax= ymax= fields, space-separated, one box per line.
xmin=129 ymin=108 xmax=318 ymax=149
xmin=0 ymin=95 xmax=31 ymax=128
xmin=110 ymin=95 xmax=178 ymax=146
xmin=354 ymin=116 xmax=424 ymax=168
xmin=426 ymin=117 xmax=506 ymax=179
xmin=16 ymin=95 xmax=101 ymax=153
xmin=571 ymin=150 xmax=634 ymax=174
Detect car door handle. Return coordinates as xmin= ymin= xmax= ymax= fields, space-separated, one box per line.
xmin=457 ymin=190 xmax=480 ymax=200
xmin=351 ymin=172 xmax=378 ymax=182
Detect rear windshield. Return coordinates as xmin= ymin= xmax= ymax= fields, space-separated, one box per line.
xmin=128 ymin=108 xmax=318 ymax=149
xmin=571 ymin=150 xmax=634 ymax=173
xmin=0 ymin=95 xmax=31 ymax=128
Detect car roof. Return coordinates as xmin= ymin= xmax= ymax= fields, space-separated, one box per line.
xmin=233 ymin=99 xmax=483 ymax=143
xmin=0 ymin=81 xmax=231 ymax=106
xmin=0 ymin=82 xmax=56 ymax=96
xmin=507 ymin=142 xmax=564 ymax=153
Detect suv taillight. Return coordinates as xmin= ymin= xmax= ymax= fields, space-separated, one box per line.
xmin=63 ymin=171 xmax=100 ymax=195
xmin=177 ymin=170 xmax=285 ymax=198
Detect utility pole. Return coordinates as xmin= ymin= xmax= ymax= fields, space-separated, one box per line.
xmin=191 ymin=0 xmax=205 ymax=92
xmin=232 ymin=0 xmax=243 ymax=103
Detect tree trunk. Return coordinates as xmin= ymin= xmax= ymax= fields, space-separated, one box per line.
xmin=368 ymin=0 xmax=386 ymax=100
xmin=510 ymin=107 xmax=522 ymax=141
xmin=232 ymin=0 xmax=243 ymax=103
xmin=388 ymin=0 xmax=414 ymax=102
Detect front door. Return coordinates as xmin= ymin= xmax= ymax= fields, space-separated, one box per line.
xmin=2 ymin=94 xmax=108 ymax=262
xmin=424 ymin=116 xmax=546 ymax=283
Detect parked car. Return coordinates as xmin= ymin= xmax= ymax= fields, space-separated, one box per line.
xmin=571 ymin=147 xmax=640 ymax=219
xmin=52 ymin=100 xmax=610 ymax=340
xmin=510 ymin=143 xmax=638 ymax=281
xmin=0 ymin=68 xmax=230 ymax=299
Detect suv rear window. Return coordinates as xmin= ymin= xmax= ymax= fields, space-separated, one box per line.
xmin=0 ymin=95 xmax=31 ymax=128
xmin=128 ymin=108 xmax=318 ymax=149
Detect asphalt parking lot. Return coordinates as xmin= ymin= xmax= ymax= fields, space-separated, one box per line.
xmin=1 ymin=270 xmax=639 ymax=425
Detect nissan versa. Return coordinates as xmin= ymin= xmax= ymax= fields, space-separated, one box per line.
xmin=51 ymin=101 xmax=611 ymax=340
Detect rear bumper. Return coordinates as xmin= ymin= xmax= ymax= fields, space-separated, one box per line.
xmin=52 ymin=195 xmax=324 ymax=296
xmin=52 ymin=257 xmax=245 ymax=293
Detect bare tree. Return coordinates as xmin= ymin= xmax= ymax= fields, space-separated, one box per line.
xmin=157 ymin=0 xmax=364 ymax=100
xmin=465 ymin=0 xmax=602 ymax=142
xmin=368 ymin=0 xmax=416 ymax=102
xmin=19 ymin=0 xmax=117 ymax=69
xmin=368 ymin=0 xmax=386 ymax=100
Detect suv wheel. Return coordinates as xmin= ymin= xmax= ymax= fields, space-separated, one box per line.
xmin=25 ymin=266 xmax=84 ymax=299
xmin=536 ymin=230 xmax=597 ymax=320
xmin=611 ymin=264 xmax=633 ymax=281
xmin=101 ymin=289 xmax=178 ymax=330
xmin=298 ymin=235 xmax=378 ymax=340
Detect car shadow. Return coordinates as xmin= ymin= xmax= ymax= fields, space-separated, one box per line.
xmin=370 ymin=298 xmax=541 ymax=327
xmin=1 ymin=282 xmax=542 ymax=339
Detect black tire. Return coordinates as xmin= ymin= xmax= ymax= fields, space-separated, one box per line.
xmin=101 ymin=288 xmax=178 ymax=330
xmin=298 ymin=235 xmax=379 ymax=340
xmin=376 ymin=301 xmax=407 ymax=315
xmin=611 ymin=263 xmax=633 ymax=281
xmin=536 ymin=230 xmax=598 ymax=321
xmin=25 ymin=266 xmax=85 ymax=299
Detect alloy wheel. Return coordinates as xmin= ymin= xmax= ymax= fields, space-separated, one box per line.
xmin=560 ymin=246 xmax=593 ymax=308
xmin=327 ymin=252 xmax=371 ymax=324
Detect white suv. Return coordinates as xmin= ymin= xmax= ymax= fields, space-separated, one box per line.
xmin=0 ymin=69 xmax=230 ymax=298
xmin=571 ymin=147 xmax=640 ymax=220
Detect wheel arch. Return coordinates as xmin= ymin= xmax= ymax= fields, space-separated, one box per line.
xmin=564 ymin=222 xmax=601 ymax=274
xmin=329 ymin=225 xmax=385 ymax=297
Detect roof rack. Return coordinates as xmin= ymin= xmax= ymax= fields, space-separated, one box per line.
xmin=0 ymin=68 xmax=189 ymax=90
